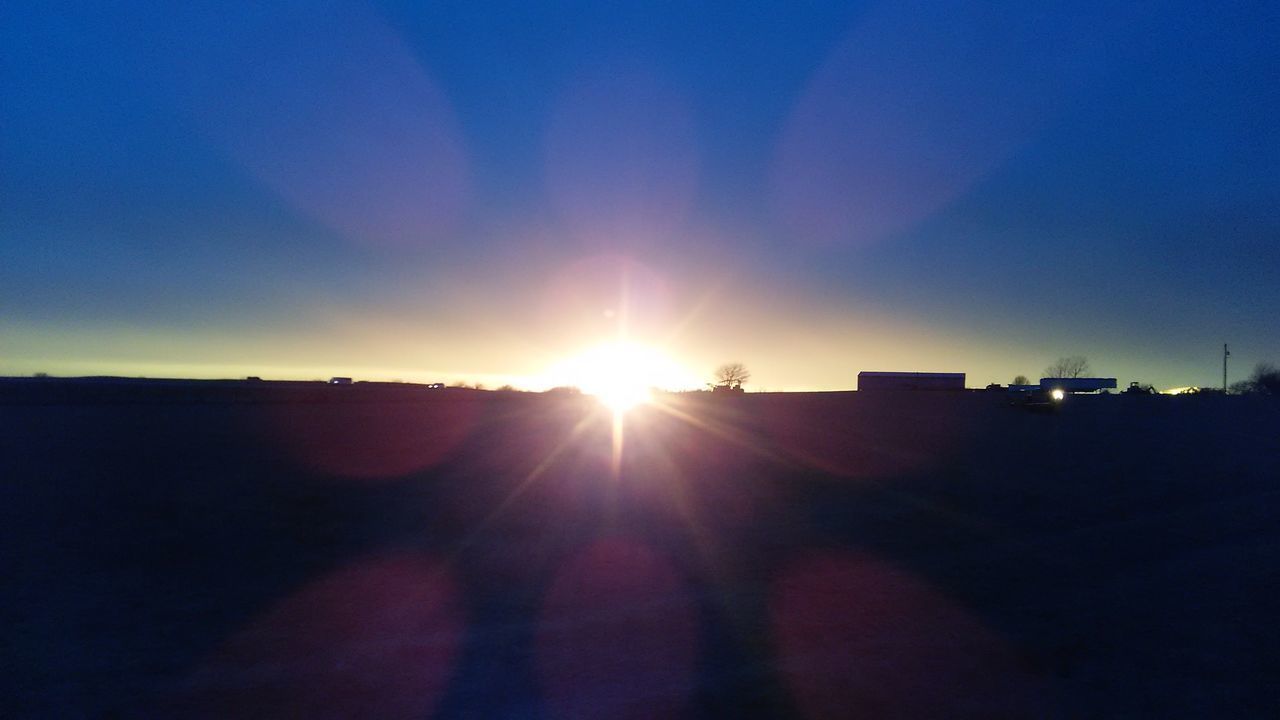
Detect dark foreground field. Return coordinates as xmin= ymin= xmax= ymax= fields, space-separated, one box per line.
xmin=3 ymin=380 xmax=1279 ymax=718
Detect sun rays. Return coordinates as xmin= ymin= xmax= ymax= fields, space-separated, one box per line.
xmin=540 ymin=340 xmax=701 ymax=415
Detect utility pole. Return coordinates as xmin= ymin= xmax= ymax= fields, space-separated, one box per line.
xmin=1223 ymin=343 xmax=1230 ymax=392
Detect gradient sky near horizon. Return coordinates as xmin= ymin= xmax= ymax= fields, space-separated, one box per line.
xmin=3 ymin=1 xmax=1277 ymax=390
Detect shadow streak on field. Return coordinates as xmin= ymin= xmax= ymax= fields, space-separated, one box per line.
xmin=2 ymin=380 xmax=1278 ymax=718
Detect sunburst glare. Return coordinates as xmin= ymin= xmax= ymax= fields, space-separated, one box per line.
xmin=543 ymin=341 xmax=699 ymax=415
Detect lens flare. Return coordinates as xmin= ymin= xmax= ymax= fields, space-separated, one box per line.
xmin=543 ymin=341 xmax=699 ymax=415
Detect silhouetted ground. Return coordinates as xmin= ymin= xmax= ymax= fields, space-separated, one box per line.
xmin=3 ymin=379 xmax=1278 ymax=718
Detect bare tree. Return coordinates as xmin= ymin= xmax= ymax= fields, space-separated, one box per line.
xmin=1235 ymin=362 xmax=1280 ymax=395
xmin=1044 ymin=356 xmax=1090 ymax=378
xmin=1229 ymin=380 xmax=1253 ymax=395
xmin=714 ymin=362 xmax=750 ymax=389
xmin=1012 ymin=374 xmax=1029 ymax=386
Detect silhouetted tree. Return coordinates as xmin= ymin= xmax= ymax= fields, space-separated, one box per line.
xmin=714 ymin=362 xmax=750 ymax=389
xmin=1012 ymin=374 xmax=1029 ymax=386
xmin=1044 ymin=356 xmax=1090 ymax=378
xmin=1236 ymin=362 xmax=1280 ymax=395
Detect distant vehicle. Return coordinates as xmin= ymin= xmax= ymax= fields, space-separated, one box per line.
xmin=1009 ymin=386 xmax=1062 ymax=412
xmin=328 ymin=377 xmax=353 ymax=385
xmin=426 ymin=383 xmax=445 ymax=389
xmin=1125 ymin=381 xmax=1157 ymax=395
xmin=245 ymin=376 xmax=262 ymax=382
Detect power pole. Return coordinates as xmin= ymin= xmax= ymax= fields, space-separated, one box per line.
xmin=1223 ymin=343 xmax=1230 ymax=392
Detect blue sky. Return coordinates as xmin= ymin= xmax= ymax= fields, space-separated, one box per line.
xmin=3 ymin=1 xmax=1277 ymax=389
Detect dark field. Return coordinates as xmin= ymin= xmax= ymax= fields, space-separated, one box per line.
xmin=3 ymin=380 xmax=1279 ymax=718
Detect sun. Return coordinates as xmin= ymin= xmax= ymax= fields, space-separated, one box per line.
xmin=544 ymin=341 xmax=699 ymax=414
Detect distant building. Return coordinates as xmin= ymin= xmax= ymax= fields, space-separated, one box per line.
xmin=328 ymin=377 xmax=353 ymax=385
xmin=857 ymin=371 xmax=965 ymax=391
